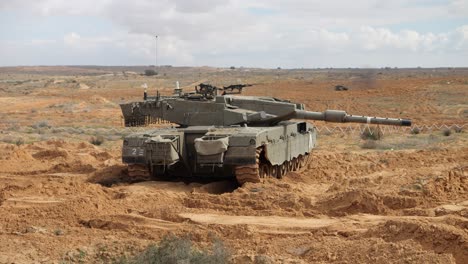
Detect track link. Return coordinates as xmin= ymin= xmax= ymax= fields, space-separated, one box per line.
xmin=235 ymin=164 xmax=260 ymax=184
xmin=127 ymin=164 xmax=151 ymax=181
xmin=235 ymin=148 xmax=261 ymax=184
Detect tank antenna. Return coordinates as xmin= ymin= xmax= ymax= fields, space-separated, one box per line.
xmin=142 ymin=83 xmax=148 ymax=100
xmin=174 ymin=81 xmax=183 ymax=96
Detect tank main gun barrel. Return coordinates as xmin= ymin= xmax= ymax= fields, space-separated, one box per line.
xmin=294 ymin=110 xmax=411 ymax=126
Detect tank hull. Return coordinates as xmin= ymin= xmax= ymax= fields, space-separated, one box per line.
xmin=122 ymin=121 xmax=316 ymax=183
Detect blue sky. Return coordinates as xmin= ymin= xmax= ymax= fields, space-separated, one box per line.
xmin=0 ymin=0 xmax=467 ymax=68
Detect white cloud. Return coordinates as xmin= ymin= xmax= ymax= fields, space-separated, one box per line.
xmin=63 ymin=32 xmax=114 ymax=51
xmin=1 ymin=0 xmax=468 ymax=67
xmin=355 ymin=27 xmax=450 ymax=52
xmin=31 ymin=39 xmax=57 ymax=45
xmin=172 ymin=0 xmax=229 ymax=13
xmin=449 ymin=0 xmax=468 ymax=16
xmin=63 ymin=32 xmax=81 ymax=46
xmin=454 ymin=25 xmax=468 ymax=50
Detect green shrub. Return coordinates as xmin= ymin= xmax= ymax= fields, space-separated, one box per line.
xmin=360 ymin=126 xmax=383 ymax=140
xmin=90 ymin=136 xmax=105 ymax=146
xmin=15 ymin=137 xmax=25 ymax=146
xmin=410 ymin=127 xmax=420 ymax=134
xmin=452 ymin=125 xmax=463 ymax=133
xmin=32 ymin=120 xmax=50 ymax=129
xmin=1 ymin=136 xmax=25 ymax=146
xmin=115 ymin=235 xmax=231 ymax=264
xmin=442 ymin=128 xmax=451 ymax=137
xmin=254 ymin=255 xmax=274 ymax=264
xmin=144 ymin=69 xmax=158 ymax=76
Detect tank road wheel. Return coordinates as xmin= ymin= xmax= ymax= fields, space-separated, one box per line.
xmin=298 ymin=155 xmax=306 ymax=169
xmin=266 ymin=164 xmax=274 ymax=177
xmin=303 ymin=153 xmax=311 ymax=168
xmin=259 ymin=164 xmax=269 ymax=179
xmin=279 ymin=163 xmax=287 ymax=179
xmin=287 ymin=160 xmax=294 ymax=171
xmin=292 ymin=158 xmax=299 ymax=171
xmin=271 ymin=165 xmax=279 ymax=178
xmin=127 ymin=164 xmax=151 ymax=181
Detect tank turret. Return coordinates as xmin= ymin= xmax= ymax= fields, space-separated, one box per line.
xmin=121 ymin=83 xmax=411 ymax=127
xmin=120 ymin=83 xmax=411 ymax=184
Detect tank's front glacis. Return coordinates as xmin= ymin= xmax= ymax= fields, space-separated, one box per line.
xmin=122 ymin=136 xmax=147 ymax=165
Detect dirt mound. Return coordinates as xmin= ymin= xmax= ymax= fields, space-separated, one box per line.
xmin=319 ymin=190 xmax=386 ymax=215
xmin=32 ymin=149 xmax=69 ymax=160
xmin=367 ymin=219 xmax=468 ymax=263
xmin=423 ymin=167 xmax=467 ymax=200
xmin=301 ymin=235 xmax=457 ymax=263
xmin=90 ymin=150 xmax=113 ymax=161
xmin=318 ymin=190 xmax=418 ymax=216
xmin=80 ymin=218 xmax=130 ymax=231
xmin=89 ymin=95 xmax=115 ymax=105
xmin=78 ymin=83 xmax=90 ymax=89
xmin=304 ymin=148 xmax=467 ymax=185
xmin=185 ymin=181 xmax=316 ymax=217
xmin=50 ymin=162 xmax=96 ymax=174
xmin=0 ymin=144 xmax=34 ymax=161
xmin=87 ymin=165 xmax=129 ymax=186
xmin=0 ymin=140 xmax=117 ymax=174
xmin=10 ymin=148 xmax=35 ymax=161
xmin=398 ymin=166 xmax=468 ymax=206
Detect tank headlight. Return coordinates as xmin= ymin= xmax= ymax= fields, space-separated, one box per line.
xmin=123 ymin=140 xmax=128 ymax=146
xmin=249 ymin=139 xmax=256 ymax=145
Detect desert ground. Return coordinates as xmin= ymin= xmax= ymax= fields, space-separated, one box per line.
xmin=0 ymin=66 xmax=467 ymax=263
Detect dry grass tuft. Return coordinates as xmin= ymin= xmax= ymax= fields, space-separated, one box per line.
xmin=360 ymin=127 xmax=383 ymax=140
xmin=90 ymin=136 xmax=105 ymax=146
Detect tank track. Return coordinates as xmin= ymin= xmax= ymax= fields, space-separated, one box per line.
xmin=235 ymin=164 xmax=261 ymax=184
xmin=127 ymin=152 xmax=312 ymax=185
xmin=234 ymin=149 xmax=262 ymax=184
xmin=127 ymin=164 xmax=151 ymax=181
xmin=235 ymin=149 xmax=311 ymax=185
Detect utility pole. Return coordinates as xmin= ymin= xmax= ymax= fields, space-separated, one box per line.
xmin=155 ymin=35 xmax=159 ymax=92
xmin=155 ymin=35 xmax=158 ymax=68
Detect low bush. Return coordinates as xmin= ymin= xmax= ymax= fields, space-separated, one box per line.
xmin=360 ymin=126 xmax=383 ymax=140
xmin=442 ymin=128 xmax=451 ymax=137
xmin=32 ymin=120 xmax=50 ymax=129
xmin=254 ymin=255 xmax=274 ymax=264
xmin=144 ymin=69 xmax=158 ymax=76
xmin=115 ymin=235 xmax=231 ymax=264
xmin=1 ymin=136 xmax=25 ymax=146
xmin=15 ymin=137 xmax=25 ymax=146
xmin=90 ymin=136 xmax=105 ymax=146
xmin=452 ymin=126 xmax=463 ymax=133
xmin=410 ymin=127 xmax=420 ymax=134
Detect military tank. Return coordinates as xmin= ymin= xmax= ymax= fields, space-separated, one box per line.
xmin=120 ymin=83 xmax=411 ymax=184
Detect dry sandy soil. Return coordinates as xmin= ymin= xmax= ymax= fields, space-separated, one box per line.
xmin=0 ymin=66 xmax=467 ymax=263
